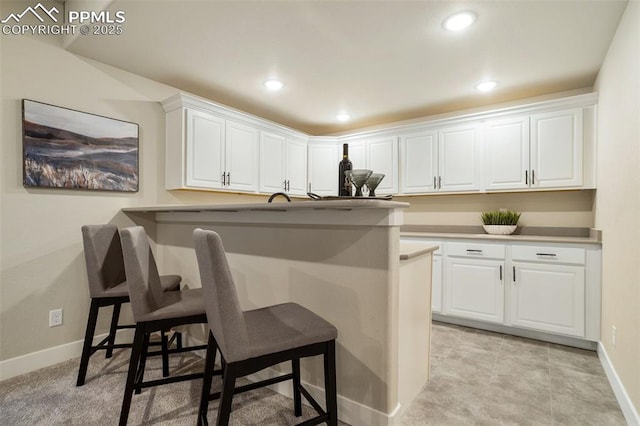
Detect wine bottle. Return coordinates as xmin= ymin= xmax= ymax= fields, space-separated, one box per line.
xmin=338 ymin=144 xmax=353 ymax=196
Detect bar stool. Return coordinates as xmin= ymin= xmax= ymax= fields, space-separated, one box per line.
xmin=193 ymin=228 xmax=338 ymax=426
xmin=119 ymin=226 xmax=208 ymax=426
xmin=77 ymin=224 xmax=182 ymax=387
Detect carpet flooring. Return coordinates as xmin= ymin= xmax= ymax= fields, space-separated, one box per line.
xmin=0 ymin=322 xmax=628 ymax=425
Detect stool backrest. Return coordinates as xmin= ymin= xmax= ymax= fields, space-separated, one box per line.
xmin=81 ymin=224 xmax=126 ymax=298
xmin=194 ymin=228 xmax=251 ymax=363
xmin=120 ymin=226 xmax=165 ymax=322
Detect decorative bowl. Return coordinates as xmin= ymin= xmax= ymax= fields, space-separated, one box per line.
xmin=483 ymin=225 xmax=517 ymax=235
xmin=345 ymin=169 xmax=372 ymax=196
xmin=365 ymin=173 xmax=385 ymax=197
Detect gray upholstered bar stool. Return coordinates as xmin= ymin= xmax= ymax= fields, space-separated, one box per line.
xmin=119 ymin=226 xmax=208 ymax=426
xmin=193 ymin=228 xmax=338 ymax=426
xmin=77 ymin=224 xmax=182 ymax=387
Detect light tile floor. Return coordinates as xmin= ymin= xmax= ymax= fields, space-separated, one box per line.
xmin=401 ymin=321 xmax=627 ymax=425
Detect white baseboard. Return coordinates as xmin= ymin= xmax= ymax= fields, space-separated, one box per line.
xmin=598 ymin=342 xmax=640 ymax=426
xmin=0 ymin=333 xmax=112 ymax=381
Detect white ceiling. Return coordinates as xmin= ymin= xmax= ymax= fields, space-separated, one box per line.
xmin=65 ymin=0 xmax=628 ymax=135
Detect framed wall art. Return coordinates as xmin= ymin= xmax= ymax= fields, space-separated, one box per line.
xmin=22 ymin=99 xmax=139 ymax=192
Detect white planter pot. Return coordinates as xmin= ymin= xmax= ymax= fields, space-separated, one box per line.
xmin=483 ymin=225 xmax=517 ymax=235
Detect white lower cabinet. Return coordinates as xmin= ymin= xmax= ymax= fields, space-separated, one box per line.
xmin=445 ymin=254 xmax=504 ymax=324
xmin=509 ymin=244 xmax=586 ymax=337
xmin=510 ymin=262 xmax=585 ymax=337
xmin=402 ymin=235 xmax=599 ymax=342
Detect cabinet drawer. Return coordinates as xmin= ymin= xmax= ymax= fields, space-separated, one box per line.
xmin=446 ymin=242 xmax=505 ymax=259
xmin=511 ymin=245 xmax=585 ymax=265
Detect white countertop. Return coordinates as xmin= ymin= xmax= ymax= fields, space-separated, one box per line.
xmin=399 ymin=242 xmax=439 ymax=260
xmin=401 ymin=231 xmax=601 ymax=245
xmin=123 ymin=199 xmax=409 ymax=213
xmin=123 ymin=199 xmax=410 ymax=227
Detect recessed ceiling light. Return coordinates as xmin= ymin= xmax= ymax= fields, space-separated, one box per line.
xmin=443 ymin=11 xmax=477 ymax=31
xmin=475 ymin=80 xmax=498 ymax=92
xmin=336 ymin=113 xmax=351 ymax=122
xmin=264 ymin=79 xmax=284 ymax=91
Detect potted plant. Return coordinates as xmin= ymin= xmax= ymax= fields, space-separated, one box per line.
xmin=481 ymin=210 xmax=521 ymax=235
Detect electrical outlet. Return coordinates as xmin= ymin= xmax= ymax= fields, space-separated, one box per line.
xmin=612 ymin=325 xmax=616 ymax=348
xmin=49 ymin=309 xmax=63 ymax=327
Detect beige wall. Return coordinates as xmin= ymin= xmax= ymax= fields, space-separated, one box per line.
xmin=593 ymin=0 xmax=640 ymax=414
xmin=0 ymin=34 xmax=256 ymax=361
xmin=398 ymin=190 xmax=595 ymax=228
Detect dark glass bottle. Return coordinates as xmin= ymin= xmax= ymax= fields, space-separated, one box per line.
xmin=338 ymin=143 xmax=352 ymax=196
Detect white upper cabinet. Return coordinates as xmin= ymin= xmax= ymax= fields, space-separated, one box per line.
xmin=347 ymin=140 xmax=366 ymax=170
xmin=285 ymin=137 xmax=308 ymax=196
xmin=531 ymin=108 xmax=583 ymax=188
xmin=260 ymin=132 xmax=308 ymax=195
xmin=225 ymin=120 xmax=259 ymax=191
xmin=259 ymin=131 xmax=287 ymax=193
xmin=400 ymin=124 xmax=481 ymax=194
xmin=484 ymin=116 xmax=530 ymax=191
xmin=165 ymin=92 xmax=596 ymax=196
xmin=438 ymin=123 xmax=481 ymax=192
xmin=367 ymin=136 xmax=399 ymax=195
xmin=184 ymin=109 xmax=225 ymax=189
xmin=343 ymin=137 xmax=399 ymax=195
xmin=308 ymin=140 xmax=338 ymax=195
xmin=485 ymin=108 xmax=585 ymax=192
xmin=400 ymin=130 xmax=438 ymax=193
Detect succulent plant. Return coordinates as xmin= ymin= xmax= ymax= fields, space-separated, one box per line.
xmin=481 ymin=210 xmax=521 ymax=226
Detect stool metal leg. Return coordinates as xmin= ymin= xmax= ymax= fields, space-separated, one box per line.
xmin=324 ymin=340 xmax=338 ymax=426
xmin=292 ymin=358 xmax=302 ymax=416
xmin=120 ymin=325 xmax=145 ymax=426
xmin=106 ymin=302 xmax=122 ymax=359
xmin=76 ymin=298 xmax=100 ymax=386
xmin=216 ymin=363 xmax=237 ymax=426
xmin=197 ymin=333 xmax=217 ymax=426
xmin=161 ymin=331 xmax=170 ymax=377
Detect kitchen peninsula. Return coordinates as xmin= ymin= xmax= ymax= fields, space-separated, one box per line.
xmin=123 ymin=199 xmax=436 ymax=426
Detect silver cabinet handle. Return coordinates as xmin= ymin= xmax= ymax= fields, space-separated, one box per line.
xmin=499 ymin=265 xmax=503 ymax=281
xmin=513 ymin=266 xmax=516 ymax=283
xmin=438 ymin=176 xmax=442 ymax=189
xmin=532 ymin=169 xmax=535 ymax=185
xmin=466 ymin=249 xmax=483 ymax=253
xmin=226 ymin=172 xmax=230 ymax=185
xmin=222 ymin=172 xmax=226 ymax=186
xmin=525 ymin=170 xmax=528 ymax=185
xmin=283 ymin=180 xmax=287 ymax=190
xmin=433 ymin=176 xmax=437 ymax=190
xmin=536 ymin=253 xmax=557 ymax=257
xmin=287 ymin=180 xmax=290 ymax=192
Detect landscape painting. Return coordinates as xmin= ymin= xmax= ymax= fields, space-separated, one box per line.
xmin=22 ymin=99 xmax=139 ymax=192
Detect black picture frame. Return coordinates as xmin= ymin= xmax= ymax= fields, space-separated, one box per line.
xmin=22 ymin=99 xmax=139 ymax=192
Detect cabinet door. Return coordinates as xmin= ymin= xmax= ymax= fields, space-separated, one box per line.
xmin=485 ymin=116 xmax=530 ymax=191
xmin=445 ymin=257 xmax=504 ymax=323
xmin=530 ymin=108 xmax=583 ymax=188
xmin=185 ymin=109 xmax=225 ymax=188
xmin=438 ymin=124 xmax=481 ymax=192
xmin=308 ymin=143 xmax=338 ymax=195
xmin=511 ymin=262 xmax=585 ymax=337
xmin=431 ymin=255 xmax=442 ymax=313
xmin=367 ymin=136 xmax=398 ymax=195
xmin=400 ymin=131 xmax=438 ymax=194
xmin=259 ymin=131 xmax=286 ymax=193
xmin=225 ymin=121 xmax=259 ymax=191
xmin=346 ymin=140 xmax=367 ymax=170
xmin=286 ymin=137 xmax=308 ymax=195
